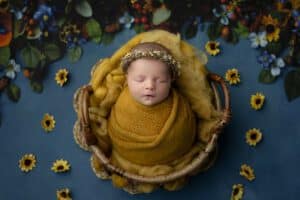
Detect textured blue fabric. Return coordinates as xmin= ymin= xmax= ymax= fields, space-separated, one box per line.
xmin=1 ymin=29 xmax=299 ymax=200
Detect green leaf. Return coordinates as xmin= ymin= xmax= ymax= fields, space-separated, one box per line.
xmin=13 ymin=19 xmax=25 ymax=38
xmin=75 ymin=0 xmax=92 ymax=18
xmin=185 ymin=21 xmax=198 ymax=39
xmin=67 ymin=46 xmax=82 ymax=63
xmin=0 ymin=46 xmax=10 ymax=66
xmin=43 ymin=43 xmax=61 ymax=61
xmin=207 ymin=23 xmax=222 ymax=40
xmin=230 ymin=29 xmax=239 ymax=44
xmin=85 ymin=18 xmax=102 ymax=43
xmin=284 ymin=70 xmax=300 ymax=101
xmin=265 ymin=41 xmax=282 ymax=55
xmin=20 ymin=45 xmax=42 ymax=68
xmin=30 ymin=80 xmax=43 ymax=93
xmin=134 ymin=24 xmax=144 ymax=33
xmin=6 ymin=83 xmax=21 ymax=102
xmin=234 ymin=22 xmax=249 ymax=38
xmin=152 ymin=7 xmax=171 ymax=25
xmin=258 ymin=69 xmax=276 ymax=83
xmin=102 ymin=33 xmax=115 ymax=45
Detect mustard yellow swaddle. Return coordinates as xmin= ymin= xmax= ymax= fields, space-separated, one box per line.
xmin=108 ymin=87 xmax=196 ymax=166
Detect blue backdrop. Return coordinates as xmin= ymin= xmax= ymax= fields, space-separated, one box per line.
xmin=1 ymin=29 xmax=300 ymax=200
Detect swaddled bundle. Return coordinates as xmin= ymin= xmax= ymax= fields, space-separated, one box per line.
xmin=109 ymin=86 xmax=196 ymax=166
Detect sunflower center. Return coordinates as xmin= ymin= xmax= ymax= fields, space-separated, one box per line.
xmin=24 ymin=159 xmax=32 ymax=166
xmin=245 ymin=169 xmax=250 ymax=175
xmin=255 ymin=99 xmax=261 ymax=105
xmin=57 ymin=165 xmax=64 ymax=170
xmin=250 ymin=133 xmax=257 ymax=140
xmin=233 ymin=188 xmax=240 ymax=195
xmin=230 ymin=73 xmax=236 ymax=78
xmin=209 ymin=43 xmax=216 ymax=50
xmin=266 ymin=24 xmax=275 ymax=34
xmin=45 ymin=120 xmax=51 ymax=126
xmin=59 ymin=73 xmax=65 ymax=80
xmin=61 ymin=191 xmax=67 ymax=198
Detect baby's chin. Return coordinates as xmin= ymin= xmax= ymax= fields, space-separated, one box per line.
xmin=138 ymin=97 xmax=162 ymax=106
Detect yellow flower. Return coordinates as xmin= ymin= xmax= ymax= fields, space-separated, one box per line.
xmin=262 ymin=15 xmax=280 ymax=42
xmin=51 ymin=159 xmax=71 ymax=173
xmin=19 ymin=154 xmax=36 ymax=172
xmin=240 ymin=164 xmax=255 ymax=181
xmin=231 ymin=184 xmax=244 ymax=200
xmin=56 ymin=188 xmax=72 ymax=200
xmin=41 ymin=113 xmax=56 ymax=132
xmin=225 ymin=68 xmax=241 ymax=85
xmin=246 ymin=128 xmax=262 ymax=146
xmin=291 ymin=0 xmax=300 ymax=9
xmin=55 ymin=69 xmax=69 ymax=87
xmin=205 ymin=41 xmax=220 ymax=56
xmin=250 ymin=92 xmax=265 ymax=110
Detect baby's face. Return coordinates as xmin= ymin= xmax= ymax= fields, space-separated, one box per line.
xmin=126 ymin=58 xmax=172 ymax=106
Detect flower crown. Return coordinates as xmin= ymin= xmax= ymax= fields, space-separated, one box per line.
xmin=121 ymin=49 xmax=181 ymax=79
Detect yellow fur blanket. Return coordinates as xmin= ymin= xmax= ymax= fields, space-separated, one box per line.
xmin=108 ymin=87 xmax=196 ymax=166
xmin=89 ymin=29 xmax=221 ymax=145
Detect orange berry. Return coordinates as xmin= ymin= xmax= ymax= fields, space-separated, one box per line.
xmin=221 ymin=26 xmax=230 ymax=39
xmin=23 ymin=69 xmax=31 ymax=78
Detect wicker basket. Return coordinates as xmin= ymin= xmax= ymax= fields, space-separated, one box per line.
xmin=73 ymin=72 xmax=231 ymax=193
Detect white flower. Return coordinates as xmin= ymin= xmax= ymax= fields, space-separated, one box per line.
xmin=119 ymin=12 xmax=134 ymax=29
xmin=271 ymin=57 xmax=285 ymax=76
xmin=5 ymin=59 xmax=21 ymax=79
xmin=249 ymin=32 xmax=268 ymax=48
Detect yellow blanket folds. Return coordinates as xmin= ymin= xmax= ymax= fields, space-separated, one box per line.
xmin=108 ymin=87 xmax=196 ymax=166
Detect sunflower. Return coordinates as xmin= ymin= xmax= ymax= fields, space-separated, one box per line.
xmin=205 ymin=41 xmax=220 ymax=56
xmin=19 ymin=154 xmax=36 ymax=172
xmin=55 ymin=69 xmax=69 ymax=87
xmin=51 ymin=159 xmax=71 ymax=173
xmin=41 ymin=113 xmax=56 ymax=132
xmin=231 ymin=184 xmax=244 ymax=200
xmin=262 ymin=15 xmax=280 ymax=42
xmin=56 ymin=188 xmax=72 ymax=200
xmin=225 ymin=68 xmax=240 ymax=85
xmin=246 ymin=128 xmax=262 ymax=146
xmin=240 ymin=164 xmax=255 ymax=181
xmin=250 ymin=92 xmax=265 ymax=110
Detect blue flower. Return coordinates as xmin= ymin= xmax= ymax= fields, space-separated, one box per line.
xmin=212 ymin=5 xmax=233 ymax=25
xmin=119 ymin=12 xmax=134 ymax=29
xmin=33 ymin=4 xmax=57 ymax=32
xmin=0 ymin=24 xmax=7 ymax=34
xmin=292 ymin=10 xmax=300 ymax=35
xmin=258 ymin=51 xmax=276 ymax=68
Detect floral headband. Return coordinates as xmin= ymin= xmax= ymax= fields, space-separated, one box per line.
xmin=120 ymin=49 xmax=181 ymax=79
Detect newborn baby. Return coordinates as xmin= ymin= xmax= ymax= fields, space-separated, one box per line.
xmin=107 ymin=42 xmax=197 ymax=166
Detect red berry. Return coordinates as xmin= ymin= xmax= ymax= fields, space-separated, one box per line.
xmin=134 ymin=18 xmax=140 ymax=24
xmin=134 ymin=3 xmax=141 ymax=10
xmin=144 ymin=24 xmax=150 ymax=30
xmin=141 ymin=16 xmax=148 ymax=24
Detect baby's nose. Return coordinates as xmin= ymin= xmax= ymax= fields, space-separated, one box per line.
xmin=145 ymin=80 xmax=155 ymax=90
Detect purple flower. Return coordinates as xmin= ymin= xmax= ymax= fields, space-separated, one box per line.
xmin=258 ymin=51 xmax=276 ymax=68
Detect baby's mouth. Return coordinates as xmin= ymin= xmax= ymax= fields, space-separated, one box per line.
xmin=144 ymin=94 xmax=155 ymax=98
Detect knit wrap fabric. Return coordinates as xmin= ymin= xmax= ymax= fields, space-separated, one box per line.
xmin=108 ymin=87 xmax=196 ymax=166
